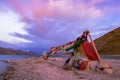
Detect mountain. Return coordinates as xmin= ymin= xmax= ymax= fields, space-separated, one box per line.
xmin=94 ymin=27 xmax=120 ymax=55
xmin=0 ymin=47 xmax=35 ymax=55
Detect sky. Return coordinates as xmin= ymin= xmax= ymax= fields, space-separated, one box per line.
xmin=0 ymin=0 xmax=120 ymax=54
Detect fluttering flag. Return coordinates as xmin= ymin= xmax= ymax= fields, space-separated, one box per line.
xmin=82 ymin=40 xmax=99 ymax=61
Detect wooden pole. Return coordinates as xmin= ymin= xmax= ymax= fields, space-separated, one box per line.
xmin=88 ymin=33 xmax=101 ymax=63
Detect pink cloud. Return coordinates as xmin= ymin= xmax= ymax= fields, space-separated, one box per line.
xmin=47 ymin=0 xmax=103 ymax=19
xmin=89 ymin=0 xmax=104 ymax=5
xmin=1 ymin=0 xmax=119 ymax=53
xmin=2 ymin=0 xmax=103 ymax=21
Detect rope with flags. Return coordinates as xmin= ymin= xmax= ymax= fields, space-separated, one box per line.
xmin=44 ymin=29 xmax=101 ymax=63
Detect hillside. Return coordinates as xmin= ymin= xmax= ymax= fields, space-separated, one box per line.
xmin=94 ymin=27 xmax=120 ymax=55
xmin=0 ymin=47 xmax=35 ymax=55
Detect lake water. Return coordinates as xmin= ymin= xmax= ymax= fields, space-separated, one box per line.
xmin=0 ymin=55 xmax=36 ymax=74
xmin=0 ymin=55 xmax=119 ymax=74
xmin=53 ymin=55 xmax=120 ymax=59
xmin=0 ymin=61 xmax=9 ymax=74
xmin=0 ymin=55 xmax=35 ymax=60
xmin=100 ymin=55 xmax=120 ymax=59
xmin=0 ymin=55 xmax=119 ymax=61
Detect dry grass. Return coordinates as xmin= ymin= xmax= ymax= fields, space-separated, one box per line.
xmin=94 ymin=27 xmax=120 ymax=55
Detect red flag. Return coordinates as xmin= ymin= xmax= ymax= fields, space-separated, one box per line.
xmin=79 ymin=61 xmax=89 ymax=70
xmin=82 ymin=40 xmax=99 ymax=61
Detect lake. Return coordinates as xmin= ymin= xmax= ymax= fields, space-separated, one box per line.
xmin=52 ymin=55 xmax=120 ymax=59
xmin=0 ymin=55 xmax=36 ymax=60
xmin=0 ymin=55 xmax=119 ymax=61
xmin=0 ymin=55 xmax=36 ymax=74
xmin=0 ymin=55 xmax=119 ymax=74
xmin=100 ymin=55 xmax=120 ymax=59
xmin=0 ymin=61 xmax=10 ymax=74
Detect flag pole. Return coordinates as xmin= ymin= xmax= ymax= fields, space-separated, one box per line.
xmin=88 ymin=33 xmax=101 ymax=63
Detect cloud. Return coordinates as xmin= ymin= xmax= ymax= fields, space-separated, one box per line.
xmin=6 ymin=0 xmax=103 ymax=40
xmin=1 ymin=0 xmax=103 ymax=21
xmin=0 ymin=0 xmax=120 ymax=53
xmin=0 ymin=9 xmax=32 ymax=44
xmin=89 ymin=0 xmax=104 ymax=5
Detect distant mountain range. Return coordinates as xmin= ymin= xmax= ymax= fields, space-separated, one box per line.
xmin=0 ymin=27 xmax=119 ymax=55
xmin=94 ymin=27 xmax=120 ymax=55
xmin=0 ymin=47 xmax=35 ymax=55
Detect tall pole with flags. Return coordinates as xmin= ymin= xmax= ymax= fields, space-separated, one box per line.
xmin=88 ymin=33 xmax=101 ymax=63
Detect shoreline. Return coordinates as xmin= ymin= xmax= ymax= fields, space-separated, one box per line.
xmin=0 ymin=58 xmax=120 ymax=80
xmin=0 ymin=61 xmax=10 ymax=74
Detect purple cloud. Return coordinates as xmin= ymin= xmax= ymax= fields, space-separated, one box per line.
xmin=0 ymin=0 xmax=120 ymax=53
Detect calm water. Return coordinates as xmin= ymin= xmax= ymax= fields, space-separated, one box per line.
xmin=100 ymin=55 xmax=120 ymax=59
xmin=0 ymin=61 xmax=9 ymax=74
xmin=0 ymin=55 xmax=34 ymax=60
xmin=0 ymin=55 xmax=119 ymax=74
xmin=0 ymin=55 xmax=35 ymax=74
xmin=53 ymin=55 xmax=120 ymax=59
xmin=0 ymin=55 xmax=119 ymax=60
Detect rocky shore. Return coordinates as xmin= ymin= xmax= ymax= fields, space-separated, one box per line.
xmin=0 ymin=58 xmax=120 ymax=80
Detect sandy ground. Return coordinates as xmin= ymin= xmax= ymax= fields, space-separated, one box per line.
xmin=0 ymin=57 xmax=120 ymax=80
